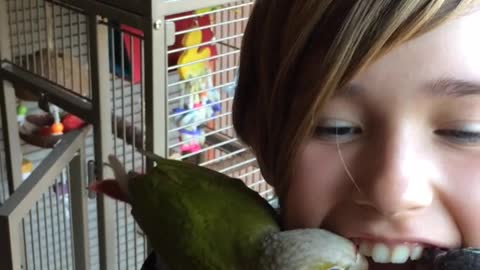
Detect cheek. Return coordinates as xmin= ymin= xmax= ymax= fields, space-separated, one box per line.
xmin=442 ymin=157 xmax=480 ymax=246
xmin=283 ymin=141 xmax=350 ymax=229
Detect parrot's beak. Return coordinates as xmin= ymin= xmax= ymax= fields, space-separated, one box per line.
xmin=349 ymin=253 xmax=369 ymax=270
xmin=87 ymin=155 xmax=134 ymax=203
xmin=88 ymin=180 xmax=130 ymax=203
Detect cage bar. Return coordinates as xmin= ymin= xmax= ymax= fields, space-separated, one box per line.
xmin=6 ymin=0 xmax=92 ymax=100
xmin=1 ymin=1 xmax=274 ymax=269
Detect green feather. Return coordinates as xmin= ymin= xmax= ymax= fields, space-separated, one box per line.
xmin=121 ymin=154 xmax=366 ymax=270
xmin=128 ymin=157 xmax=280 ymax=269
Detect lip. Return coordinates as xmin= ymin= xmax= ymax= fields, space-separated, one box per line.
xmin=348 ymin=234 xmax=453 ymax=249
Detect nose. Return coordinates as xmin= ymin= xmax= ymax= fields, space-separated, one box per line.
xmin=352 ymin=132 xmax=434 ymax=217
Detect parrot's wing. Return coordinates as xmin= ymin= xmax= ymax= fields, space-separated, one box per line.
xmin=129 ymin=149 xmax=280 ymax=270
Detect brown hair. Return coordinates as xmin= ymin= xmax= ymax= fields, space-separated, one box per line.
xmin=232 ymin=0 xmax=479 ymax=206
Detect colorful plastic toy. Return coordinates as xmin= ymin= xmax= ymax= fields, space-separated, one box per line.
xmin=62 ymin=113 xmax=86 ymax=133
xmin=17 ymin=103 xmax=28 ymax=125
xmin=167 ymin=8 xmax=219 ymax=68
xmin=108 ymin=7 xmax=219 ymax=83
xmin=50 ymin=106 xmax=64 ymax=136
xmin=173 ymin=28 xmax=221 ymax=155
xmin=21 ymin=159 xmax=32 ymax=181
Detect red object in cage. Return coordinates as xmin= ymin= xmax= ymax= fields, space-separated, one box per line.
xmin=120 ymin=25 xmax=143 ymax=84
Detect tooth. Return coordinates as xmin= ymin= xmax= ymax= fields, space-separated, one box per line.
xmin=410 ymin=246 xmax=424 ymax=260
xmin=391 ymin=245 xmax=410 ymax=263
xmin=359 ymin=242 xmax=372 ymax=257
xmin=371 ymin=243 xmax=390 ymax=263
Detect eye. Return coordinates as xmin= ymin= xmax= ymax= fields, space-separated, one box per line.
xmin=435 ymin=123 xmax=480 ymax=145
xmin=313 ymin=119 xmax=362 ymax=143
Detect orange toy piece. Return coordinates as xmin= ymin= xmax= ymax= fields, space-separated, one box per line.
xmin=178 ymin=29 xmax=212 ymax=80
xmin=50 ymin=122 xmax=64 ymax=135
xmin=50 ymin=106 xmax=64 ymax=136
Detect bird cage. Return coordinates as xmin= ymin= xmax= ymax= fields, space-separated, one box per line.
xmin=0 ymin=0 xmax=274 ymax=269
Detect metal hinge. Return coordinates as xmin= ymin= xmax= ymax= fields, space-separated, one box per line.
xmin=153 ymin=19 xmax=175 ymax=46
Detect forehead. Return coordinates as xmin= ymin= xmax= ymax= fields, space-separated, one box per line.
xmin=351 ymin=9 xmax=480 ymax=91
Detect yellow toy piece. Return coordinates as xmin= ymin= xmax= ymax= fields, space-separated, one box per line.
xmin=178 ymin=29 xmax=211 ymax=80
xmin=22 ymin=159 xmax=32 ymax=181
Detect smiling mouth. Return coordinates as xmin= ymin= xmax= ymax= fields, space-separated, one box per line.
xmin=351 ymin=239 xmax=446 ymax=265
xmin=358 ymin=241 xmax=423 ymax=263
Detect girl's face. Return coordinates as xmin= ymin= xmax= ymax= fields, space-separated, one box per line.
xmin=284 ymin=9 xmax=480 ymax=270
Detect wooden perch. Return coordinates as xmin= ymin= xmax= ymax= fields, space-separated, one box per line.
xmin=111 ymin=115 xmax=145 ymax=149
xmin=111 ymin=117 xmax=257 ymax=171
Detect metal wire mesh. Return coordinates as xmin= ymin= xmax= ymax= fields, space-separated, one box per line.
xmin=102 ymin=4 xmax=275 ymax=267
xmin=0 ymin=106 xmax=100 ymax=270
xmin=2 ymin=1 xmax=274 ymax=269
xmin=166 ymin=0 xmax=275 ymax=200
xmin=87 ymin=192 xmax=100 ymax=270
xmin=105 ymin=21 xmax=149 ymax=270
xmin=6 ymin=0 xmax=92 ymax=99
xmin=4 ymin=2 xmax=97 ymax=266
xmin=19 ymin=169 xmax=74 ymax=270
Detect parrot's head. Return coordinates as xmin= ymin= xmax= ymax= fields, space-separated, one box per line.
xmin=258 ymin=229 xmax=369 ymax=270
xmin=88 ymin=155 xmax=136 ymax=203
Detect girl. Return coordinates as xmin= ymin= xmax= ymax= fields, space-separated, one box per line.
xmin=232 ymin=0 xmax=480 ymax=269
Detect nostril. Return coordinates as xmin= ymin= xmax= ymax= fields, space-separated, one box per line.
xmin=352 ymin=189 xmax=429 ymax=218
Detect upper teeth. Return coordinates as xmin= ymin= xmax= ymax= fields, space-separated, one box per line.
xmin=358 ymin=241 xmax=424 ymax=264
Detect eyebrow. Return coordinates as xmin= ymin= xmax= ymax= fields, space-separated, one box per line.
xmin=336 ymin=78 xmax=480 ymax=98
xmin=426 ymin=78 xmax=480 ymax=97
xmin=335 ymin=83 xmax=365 ymax=97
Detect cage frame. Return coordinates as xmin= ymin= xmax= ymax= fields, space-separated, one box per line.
xmin=0 ymin=0 xmax=262 ymax=269
xmin=0 ymin=128 xmax=91 ymax=270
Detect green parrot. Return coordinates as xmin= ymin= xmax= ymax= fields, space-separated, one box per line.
xmin=90 ymin=153 xmax=368 ymax=270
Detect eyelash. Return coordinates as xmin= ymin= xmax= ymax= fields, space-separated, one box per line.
xmin=435 ymin=130 xmax=480 ymax=144
xmin=314 ymin=125 xmax=480 ymax=144
xmin=313 ymin=126 xmax=362 ymax=141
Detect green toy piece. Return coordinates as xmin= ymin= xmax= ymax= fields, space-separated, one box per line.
xmin=17 ymin=104 xmax=28 ymax=116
